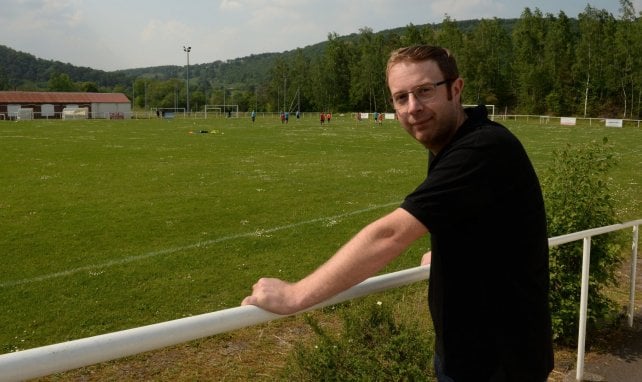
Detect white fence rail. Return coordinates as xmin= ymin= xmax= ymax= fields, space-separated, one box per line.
xmin=548 ymin=219 xmax=642 ymax=381
xmin=0 ymin=267 xmax=429 ymax=381
xmin=495 ymin=114 xmax=642 ymax=128
xmin=0 ymin=219 xmax=640 ymax=382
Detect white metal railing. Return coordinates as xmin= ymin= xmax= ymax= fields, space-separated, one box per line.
xmin=496 ymin=114 xmax=642 ymax=128
xmin=548 ymin=219 xmax=642 ymax=381
xmin=0 ymin=219 xmax=639 ymax=382
xmin=0 ymin=267 xmax=429 ymax=381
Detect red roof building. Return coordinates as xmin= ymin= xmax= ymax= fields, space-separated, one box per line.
xmin=0 ymin=91 xmax=131 ymax=119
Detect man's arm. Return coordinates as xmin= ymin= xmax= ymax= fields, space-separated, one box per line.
xmin=241 ymin=208 xmax=427 ymax=314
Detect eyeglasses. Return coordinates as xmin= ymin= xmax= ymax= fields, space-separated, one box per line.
xmin=391 ymin=80 xmax=450 ymax=109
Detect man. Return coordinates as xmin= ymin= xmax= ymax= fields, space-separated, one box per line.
xmin=242 ymin=45 xmax=553 ymax=381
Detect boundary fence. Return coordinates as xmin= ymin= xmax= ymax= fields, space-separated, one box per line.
xmin=1 ymin=111 xmax=641 ymax=127
xmin=495 ymin=114 xmax=642 ymax=128
xmin=0 ymin=219 xmax=640 ymax=381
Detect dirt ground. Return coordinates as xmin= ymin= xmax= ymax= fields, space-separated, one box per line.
xmin=579 ymin=314 xmax=642 ymax=381
xmin=546 ymin=314 xmax=642 ymax=382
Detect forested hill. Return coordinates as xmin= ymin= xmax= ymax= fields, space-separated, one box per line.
xmin=0 ymin=37 xmax=318 ymax=92
xmin=0 ymin=18 xmax=507 ymax=92
xmin=1 ymin=6 xmax=640 ymax=117
xmin=0 ymin=43 xmax=279 ymax=92
xmin=0 ymin=44 xmax=129 ymax=91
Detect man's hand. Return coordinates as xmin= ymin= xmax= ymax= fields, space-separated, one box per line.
xmin=241 ymin=209 xmax=428 ymax=315
xmin=421 ymin=251 xmax=432 ymax=266
xmin=241 ymin=277 xmax=300 ymax=315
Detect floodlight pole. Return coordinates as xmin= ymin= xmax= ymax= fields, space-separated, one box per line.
xmin=183 ymin=46 xmax=191 ymax=113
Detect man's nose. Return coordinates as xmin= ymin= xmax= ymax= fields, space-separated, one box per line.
xmin=406 ymin=92 xmax=423 ymax=113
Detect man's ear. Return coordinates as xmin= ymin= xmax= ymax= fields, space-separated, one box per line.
xmin=451 ymin=77 xmax=464 ymax=102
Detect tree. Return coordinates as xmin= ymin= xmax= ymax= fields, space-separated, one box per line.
xmin=318 ymin=33 xmax=355 ymax=112
xmin=574 ymin=5 xmax=618 ymax=117
xmin=462 ymin=18 xmax=511 ymax=106
xmin=132 ymin=78 xmax=148 ymax=109
xmin=512 ymin=8 xmax=549 ymax=114
xmin=435 ymin=15 xmax=465 ymax=59
xmin=420 ymin=24 xmax=437 ymax=44
xmin=78 ymin=81 xmax=99 ymax=92
xmin=634 ymin=13 xmax=642 ymax=118
xmin=290 ymin=48 xmax=312 ymax=112
xmin=614 ymin=0 xmax=639 ymax=118
xmin=542 ymin=11 xmax=577 ymax=115
xmin=48 ymin=72 xmax=75 ymax=91
xmin=400 ymin=23 xmax=423 ymax=46
xmin=0 ymin=67 xmax=9 ymax=90
xmin=350 ymin=27 xmax=387 ymax=112
xmin=268 ymin=57 xmax=290 ymax=112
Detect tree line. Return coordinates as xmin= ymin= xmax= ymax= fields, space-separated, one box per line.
xmin=2 ymin=2 xmax=640 ymax=118
xmin=269 ymin=2 xmax=640 ymax=118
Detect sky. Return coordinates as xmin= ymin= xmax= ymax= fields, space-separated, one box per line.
xmin=1 ymin=0 xmax=639 ymax=72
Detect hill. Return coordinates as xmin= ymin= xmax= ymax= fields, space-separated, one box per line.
xmin=0 ymin=44 xmax=129 ymax=91
xmin=0 ymin=18 xmax=517 ymax=92
xmin=0 ymin=43 xmax=310 ymax=92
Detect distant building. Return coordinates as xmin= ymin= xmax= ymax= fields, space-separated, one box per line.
xmin=0 ymin=91 xmax=131 ymax=120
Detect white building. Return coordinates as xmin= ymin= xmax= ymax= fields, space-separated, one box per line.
xmin=0 ymin=91 xmax=131 ymax=119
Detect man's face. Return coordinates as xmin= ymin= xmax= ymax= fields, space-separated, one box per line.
xmin=388 ymin=60 xmax=464 ymax=153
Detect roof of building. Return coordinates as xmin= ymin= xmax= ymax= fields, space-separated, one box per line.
xmin=0 ymin=91 xmax=130 ymax=104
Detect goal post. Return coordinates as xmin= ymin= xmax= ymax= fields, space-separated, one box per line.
xmin=204 ymin=106 xmax=221 ymax=119
xmin=205 ymin=105 xmax=239 ymax=118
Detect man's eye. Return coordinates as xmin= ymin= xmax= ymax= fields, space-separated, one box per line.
xmin=395 ymin=94 xmax=409 ymax=103
xmin=416 ymin=86 xmax=433 ymax=97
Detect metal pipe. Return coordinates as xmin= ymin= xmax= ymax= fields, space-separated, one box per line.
xmin=549 ymin=219 xmax=642 ymax=247
xmin=0 ymin=266 xmax=430 ymax=382
xmin=629 ymin=225 xmax=639 ymax=327
xmin=576 ymin=237 xmax=592 ymax=381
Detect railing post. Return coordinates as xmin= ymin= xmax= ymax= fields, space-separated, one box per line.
xmin=576 ymin=236 xmax=592 ymax=381
xmin=629 ymin=225 xmax=640 ymax=327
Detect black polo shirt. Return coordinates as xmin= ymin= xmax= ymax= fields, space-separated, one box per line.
xmin=401 ymin=106 xmax=553 ymax=381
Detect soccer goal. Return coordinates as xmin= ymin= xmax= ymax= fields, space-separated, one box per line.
xmin=205 ymin=105 xmax=239 ymax=118
xmin=205 ymin=104 xmax=239 ymax=118
xmin=204 ymin=105 xmax=222 ymax=119
xmin=464 ymin=104 xmax=495 ymax=120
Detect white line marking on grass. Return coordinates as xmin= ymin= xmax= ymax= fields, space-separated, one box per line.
xmin=1 ymin=202 xmax=400 ymax=288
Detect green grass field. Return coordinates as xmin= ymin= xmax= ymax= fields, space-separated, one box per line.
xmin=1 ymin=115 xmax=641 ymax=354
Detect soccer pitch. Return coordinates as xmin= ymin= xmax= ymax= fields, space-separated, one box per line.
xmin=1 ymin=115 xmax=641 ymax=353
